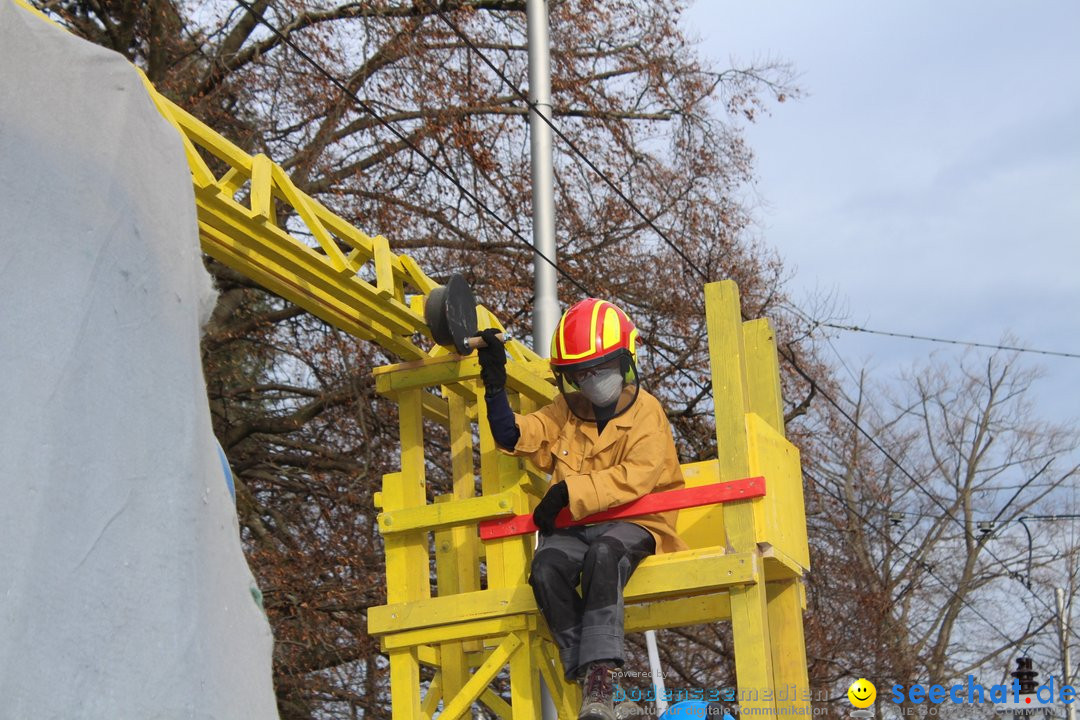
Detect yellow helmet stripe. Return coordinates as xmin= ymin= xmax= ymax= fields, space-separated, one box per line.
xmin=601 ymin=304 xmax=621 ymax=350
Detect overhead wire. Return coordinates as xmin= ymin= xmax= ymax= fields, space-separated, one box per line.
xmin=439 ymin=6 xmax=1080 ymax=644
xmin=782 ymin=349 xmax=1080 ymax=644
xmin=233 ymin=0 xmax=1078 ymax=641
xmin=433 ymin=9 xmax=712 ymax=286
xmin=433 ymin=7 xmax=738 ymax=400
xmin=229 ymin=0 xmax=712 ymax=400
xmin=818 ymin=322 xmax=1080 ymax=360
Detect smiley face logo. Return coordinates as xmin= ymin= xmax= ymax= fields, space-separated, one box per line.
xmin=848 ymin=678 xmax=876 ymax=708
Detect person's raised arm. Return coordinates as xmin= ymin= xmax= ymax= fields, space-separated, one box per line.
xmin=476 ymin=328 xmax=520 ymax=450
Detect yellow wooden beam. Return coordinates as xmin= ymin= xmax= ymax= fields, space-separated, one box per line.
xmin=747 ymin=414 xmax=810 ymax=571
xmin=763 ymin=547 xmax=805 ymax=581
xmin=389 ymin=648 xmax=422 ymax=720
xmin=416 ymin=644 xmax=440 ymax=667
xmin=627 ymin=548 xmax=756 ymax=601
xmin=479 ymin=687 xmax=514 ymax=720
xmin=444 ymin=391 xmax=481 ymax=593
xmin=370 ymin=550 xmax=755 ymax=637
xmin=767 ymin=579 xmax=812 ymax=716
xmin=438 ymin=632 xmax=523 ymax=720
xmin=534 ymin=640 xmax=580 ymax=718
xmin=137 ymin=73 xmax=542 ymax=369
xmin=508 ymin=628 xmax=540 ymax=720
xmin=625 ymin=592 xmax=732 ymax=632
xmin=705 ymin=280 xmax=751 ymax=482
xmin=381 ymin=614 xmax=534 ymax=652
xmin=378 ymin=491 xmax=517 ymax=535
xmin=249 ymin=153 xmax=274 ymax=222
xmin=374 ymin=353 xmax=556 ymax=406
xmin=706 ymin=280 xmax=779 ymax=716
xmin=421 ymin=671 xmax=442 ymax=719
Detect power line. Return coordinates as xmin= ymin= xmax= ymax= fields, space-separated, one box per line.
xmin=819 ymin=322 xmax=1080 ymax=360
xmin=872 ymin=509 xmax=1080 ymax=524
xmin=435 ymin=7 xmax=1080 ymax=636
xmin=235 ymin=0 xmax=1076 ymax=641
xmin=229 ymin=1 xmax=712 ymax=397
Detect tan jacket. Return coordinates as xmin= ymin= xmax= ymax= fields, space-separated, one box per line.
xmin=508 ymin=388 xmax=688 ymax=554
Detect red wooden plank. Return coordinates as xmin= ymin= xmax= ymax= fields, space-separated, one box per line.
xmin=479 ymin=476 xmax=766 ymax=540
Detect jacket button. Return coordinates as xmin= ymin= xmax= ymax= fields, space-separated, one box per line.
xmin=562 ymin=450 xmax=568 ymax=455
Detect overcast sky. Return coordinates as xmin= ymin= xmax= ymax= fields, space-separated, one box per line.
xmin=683 ymin=1 xmax=1080 ymax=431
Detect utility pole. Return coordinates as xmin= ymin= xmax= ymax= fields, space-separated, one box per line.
xmin=1058 ymin=588 xmax=1077 ymax=720
xmin=526 ymin=0 xmax=558 ymax=354
xmin=525 ymin=3 xmax=559 ymax=718
xmin=526 ymin=4 xmax=667 ymax=717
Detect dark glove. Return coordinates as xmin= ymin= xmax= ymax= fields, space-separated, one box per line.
xmin=476 ymin=328 xmax=506 ymax=396
xmin=533 ymin=482 xmax=570 ymax=535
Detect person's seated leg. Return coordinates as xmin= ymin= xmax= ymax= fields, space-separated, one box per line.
xmin=576 ymin=522 xmax=655 ymax=671
xmin=529 ymin=528 xmax=589 ymax=680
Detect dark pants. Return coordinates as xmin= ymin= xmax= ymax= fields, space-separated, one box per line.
xmin=529 ymin=521 xmax=655 ymax=680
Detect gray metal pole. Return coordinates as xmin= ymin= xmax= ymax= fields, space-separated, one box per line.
xmin=526 ymin=4 xmax=560 ymax=718
xmin=526 ymin=0 xmax=559 ymax=355
xmin=646 ymin=628 xmax=669 ymax=716
xmin=1058 ymin=588 xmax=1076 ymax=720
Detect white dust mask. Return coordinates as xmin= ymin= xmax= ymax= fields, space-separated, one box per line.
xmin=577 ymin=368 xmax=623 ymax=407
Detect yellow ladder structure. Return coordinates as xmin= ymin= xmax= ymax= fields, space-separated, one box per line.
xmin=142 ymin=66 xmax=814 ymax=720
xmin=19 ymin=2 xmax=813 ymax=711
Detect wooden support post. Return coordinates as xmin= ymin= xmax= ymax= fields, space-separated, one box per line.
xmin=705 ymin=280 xmax=777 ymax=717
xmin=435 ymin=390 xmax=483 ymax=703
xmin=384 ymin=388 xmax=432 ymax=719
xmin=476 ymin=395 xmax=508 ymax=589
xmin=766 ymin=578 xmax=811 ymax=715
xmin=389 ymin=649 xmax=422 ymax=720
xmin=509 ymin=629 xmax=541 ymax=720
xmin=743 ymin=313 xmax=812 ymax=713
xmin=477 ymin=395 xmax=531 ymax=591
xmin=705 ymin=281 xmax=750 ymax=482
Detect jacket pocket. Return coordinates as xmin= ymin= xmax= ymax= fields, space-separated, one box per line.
xmin=551 ymin=437 xmax=583 ymax=473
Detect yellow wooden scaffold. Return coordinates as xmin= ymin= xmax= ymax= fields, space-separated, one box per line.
xmin=366 ymin=282 xmax=812 ymax=719
xmin=140 ymin=62 xmax=813 ymax=720
xmin=15 ymin=3 xmax=814 ymax=714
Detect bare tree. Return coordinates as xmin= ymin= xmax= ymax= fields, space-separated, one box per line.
xmin=805 ymin=350 xmax=1079 ymax=718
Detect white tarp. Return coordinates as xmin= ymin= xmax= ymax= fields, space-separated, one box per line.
xmin=0 ymin=2 xmax=279 ymax=716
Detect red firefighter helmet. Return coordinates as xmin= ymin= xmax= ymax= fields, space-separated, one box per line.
xmin=550 ymin=298 xmax=638 ymax=371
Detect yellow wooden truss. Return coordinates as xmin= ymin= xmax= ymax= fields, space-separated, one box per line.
xmin=16 ymin=3 xmax=813 ymax=716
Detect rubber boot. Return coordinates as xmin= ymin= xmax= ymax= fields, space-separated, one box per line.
xmin=579 ymin=663 xmax=616 ymax=720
